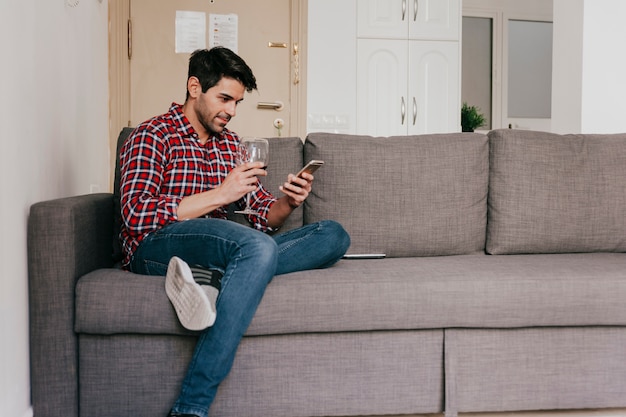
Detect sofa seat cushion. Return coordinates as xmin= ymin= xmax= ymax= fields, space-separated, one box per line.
xmin=487 ymin=129 xmax=626 ymax=254
xmin=303 ymin=132 xmax=489 ymax=257
xmin=75 ymin=253 xmax=626 ymax=336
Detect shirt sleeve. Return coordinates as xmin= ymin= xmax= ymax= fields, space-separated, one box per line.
xmin=245 ymin=183 xmax=277 ymax=232
xmin=119 ymin=127 xmax=181 ymax=239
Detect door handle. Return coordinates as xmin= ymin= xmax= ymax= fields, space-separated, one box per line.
xmin=402 ymin=0 xmax=407 ymax=21
xmin=257 ymin=101 xmax=284 ymax=111
xmin=414 ymin=0 xmax=418 ymax=21
xmin=412 ymin=97 xmax=417 ymax=125
xmin=401 ymin=97 xmax=406 ymax=125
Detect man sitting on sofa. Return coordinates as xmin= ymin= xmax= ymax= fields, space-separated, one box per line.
xmin=118 ymin=46 xmax=350 ymax=417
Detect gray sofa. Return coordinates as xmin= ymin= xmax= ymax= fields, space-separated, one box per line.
xmin=28 ymin=128 xmax=626 ymax=417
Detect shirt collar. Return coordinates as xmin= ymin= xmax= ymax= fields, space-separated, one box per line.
xmin=168 ymin=102 xmax=235 ymax=144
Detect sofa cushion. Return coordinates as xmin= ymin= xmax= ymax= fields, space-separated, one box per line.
xmin=230 ymin=136 xmax=305 ymax=231
xmin=75 ymin=253 xmax=626 ymax=336
xmin=113 ymin=127 xmax=135 ymax=263
xmin=303 ymin=132 xmax=489 ymax=257
xmin=487 ymin=129 xmax=626 ymax=254
xmin=260 ymin=137 xmax=304 ymax=232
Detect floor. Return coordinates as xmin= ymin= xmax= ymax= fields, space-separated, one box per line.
xmin=349 ymin=409 xmax=626 ymax=417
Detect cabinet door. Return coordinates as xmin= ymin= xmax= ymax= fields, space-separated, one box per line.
xmin=409 ymin=0 xmax=460 ymax=41
xmin=357 ymin=0 xmax=407 ymax=39
xmin=357 ymin=39 xmax=409 ymax=136
xmin=358 ymin=0 xmax=460 ymax=41
xmin=408 ymin=41 xmax=460 ymax=134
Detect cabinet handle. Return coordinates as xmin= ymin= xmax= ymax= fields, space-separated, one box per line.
xmin=401 ymin=97 xmax=406 ymax=125
xmin=402 ymin=0 xmax=406 ymax=21
xmin=412 ymin=97 xmax=417 ymax=125
xmin=413 ymin=0 xmax=418 ymax=21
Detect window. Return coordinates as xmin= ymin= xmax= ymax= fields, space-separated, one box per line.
xmin=462 ymin=16 xmax=493 ymax=129
xmin=507 ymin=19 xmax=553 ymax=119
xmin=462 ymin=1 xmax=553 ymax=130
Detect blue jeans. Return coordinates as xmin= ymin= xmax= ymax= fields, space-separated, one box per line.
xmin=130 ymin=218 xmax=350 ymax=417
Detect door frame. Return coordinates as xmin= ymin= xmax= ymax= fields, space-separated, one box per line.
xmin=108 ymin=0 xmax=307 ymax=181
xmin=290 ymin=0 xmax=307 ymax=139
xmin=462 ymin=0 xmax=552 ymax=131
xmin=108 ymin=0 xmax=131 ymax=185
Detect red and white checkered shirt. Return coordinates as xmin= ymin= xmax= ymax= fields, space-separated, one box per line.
xmin=119 ymin=103 xmax=276 ymax=268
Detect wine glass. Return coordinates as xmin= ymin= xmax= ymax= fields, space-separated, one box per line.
xmin=235 ymin=137 xmax=269 ymax=215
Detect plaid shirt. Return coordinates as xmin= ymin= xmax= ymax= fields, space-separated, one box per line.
xmin=119 ymin=103 xmax=276 ymax=268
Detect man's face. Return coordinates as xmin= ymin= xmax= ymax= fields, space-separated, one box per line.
xmin=194 ymin=77 xmax=246 ymax=135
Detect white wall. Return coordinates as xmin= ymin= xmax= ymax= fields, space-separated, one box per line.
xmin=306 ymin=0 xmax=357 ymax=133
xmin=580 ymin=0 xmax=626 ymax=133
xmin=551 ymin=0 xmax=584 ymax=133
xmin=552 ymin=0 xmax=626 ymax=134
xmin=0 ymin=0 xmax=110 ymax=416
xmin=1 ymin=1 xmax=625 ymax=415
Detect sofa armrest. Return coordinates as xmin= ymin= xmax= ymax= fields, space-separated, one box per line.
xmin=28 ymin=193 xmax=115 ymax=417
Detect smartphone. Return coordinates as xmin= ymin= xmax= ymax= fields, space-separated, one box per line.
xmin=296 ymin=160 xmax=324 ymax=178
xmin=289 ymin=160 xmax=324 ymax=188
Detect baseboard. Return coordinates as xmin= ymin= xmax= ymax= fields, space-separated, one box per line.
xmin=393 ymin=409 xmax=626 ymax=417
xmin=455 ymin=409 xmax=626 ymax=417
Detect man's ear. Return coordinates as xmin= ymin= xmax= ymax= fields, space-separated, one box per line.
xmin=187 ymin=76 xmax=201 ymax=98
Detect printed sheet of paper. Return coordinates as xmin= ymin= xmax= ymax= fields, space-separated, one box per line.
xmin=209 ymin=14 xmax=238 ymax=53
xmin=175 ymin=11 xmax=206 ymax=54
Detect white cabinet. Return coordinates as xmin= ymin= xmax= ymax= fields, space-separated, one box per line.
xmin=357 ymin=0 xmax=460 ymax=40
xmin=357 ymin=40 xmax=407 ymax=136
xmin=356 ymin=0 xmax=460 ymax=136
xmin=408 ymin=41 xmax=459 ymax=134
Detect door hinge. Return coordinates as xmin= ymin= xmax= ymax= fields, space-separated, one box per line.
xmin=127 ymin=18 xmax=132 ymax=60
xmin=292 ymin=43 xmax=300 ymax=85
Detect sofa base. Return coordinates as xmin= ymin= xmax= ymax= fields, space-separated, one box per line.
xmin=79 ymin=326 xmax=626 ymax=417
xmin=444 ymin=327 xmax=626 ymax=417
xmin=79 ymin=330 xmax=444 ymax=417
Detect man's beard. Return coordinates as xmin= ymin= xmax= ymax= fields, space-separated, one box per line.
xmin=195 ymin=102 xmax=230 ymax=134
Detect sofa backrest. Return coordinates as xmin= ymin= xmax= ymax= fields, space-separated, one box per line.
xmin=260 ymin=137 xmax=304 ymax=232
xmin=113 ymin=127 xmax=135 ymax=263
xmin=303 ymin=132 xmax=489 ymax=257
xmin=487 ymin=129 xmax=626 ymax=254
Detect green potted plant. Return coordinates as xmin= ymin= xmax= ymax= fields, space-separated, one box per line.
xmin=461 ymin=102 xmax=486 ymax=132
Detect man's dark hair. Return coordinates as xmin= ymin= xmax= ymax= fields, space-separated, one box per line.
xmin=186 ymin=47 xmax=257 ymax=100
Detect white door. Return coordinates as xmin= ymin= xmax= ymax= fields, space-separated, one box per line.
xmin=357 ymin=0 xmax=407 ymax=39
xmin=356 ymin=39 xmax=408 ymax=136
xmin=129 ymin=0 xmax=298 ymax=138
xmin=409 ymin=0 xmax=460 ymax=40
xmin=408 ymin=41 xmax=460 ymax=134
xmin=357 ymin=0 xmax=460 ymax=40
xmin=356 ymin=39 xmax=459 ymax=136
